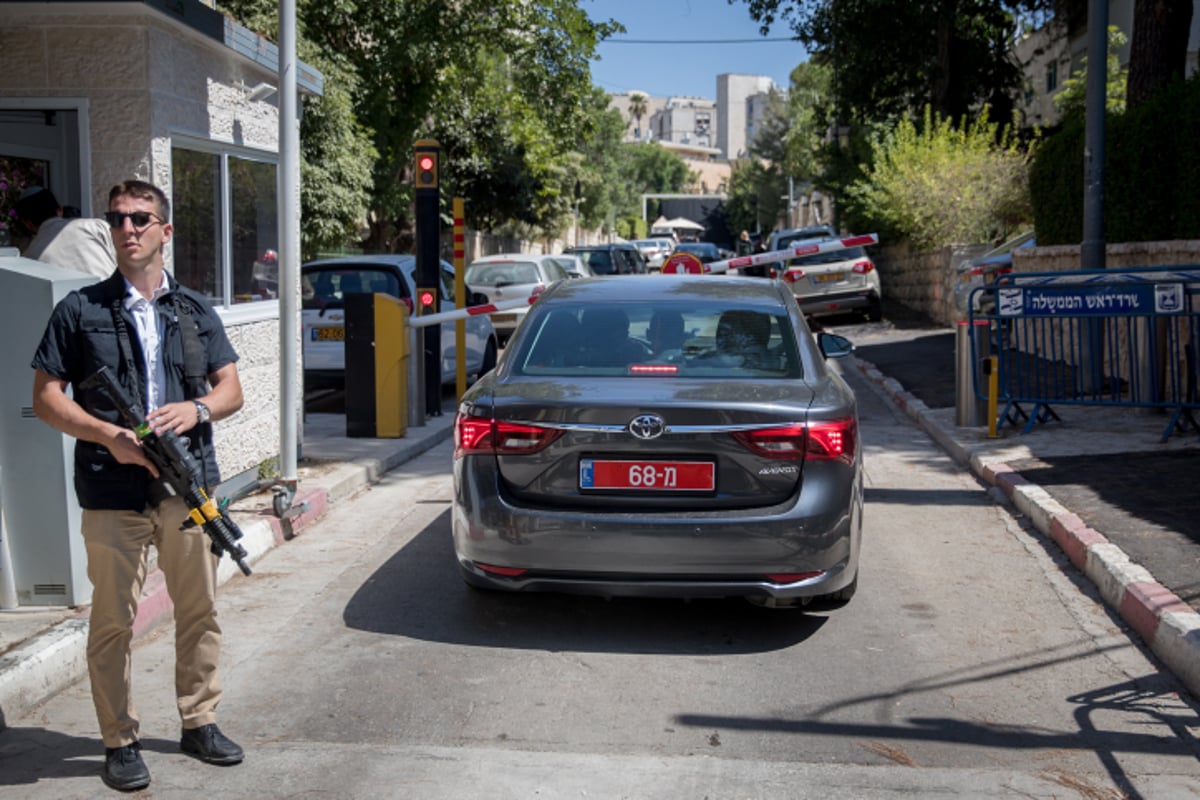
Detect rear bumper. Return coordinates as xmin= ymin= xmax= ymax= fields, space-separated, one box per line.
xmin=793 ymin=288 xmax=879 ymax=316
xmin=452 ymin=458 xmax=863 ymax=600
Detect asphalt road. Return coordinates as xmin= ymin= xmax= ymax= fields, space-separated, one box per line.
xmin=3 ymin=359 xmax=1197 ymax=798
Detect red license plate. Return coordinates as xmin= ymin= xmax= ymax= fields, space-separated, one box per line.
xmin=580 ymin=459 xmax=715 ymax=491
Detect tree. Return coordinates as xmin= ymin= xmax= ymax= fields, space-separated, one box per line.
xmin=219 ymin=0 xmax=620 ymax=250
xmin=1126 ymin=0 xmax=1194 ymax=109
xmin=845 ymin=106 xmax=1035 ymax=248
xmin=1053 ymin=25 xmax=1128 ymax=119
xmin=737 ymin=0 xmax=1039 ymax=124
xmin=628 ymin=92 xmax=649 ymax=141
xmin=724 ymin=157 xmax=786 ymax=235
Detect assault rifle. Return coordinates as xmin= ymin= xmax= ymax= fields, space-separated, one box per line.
xmin=81 ymin=366 xmax=252 ymax=576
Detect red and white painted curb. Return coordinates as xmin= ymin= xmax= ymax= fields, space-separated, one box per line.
xmin=849 ymin=355 xmax=1200 ymax=700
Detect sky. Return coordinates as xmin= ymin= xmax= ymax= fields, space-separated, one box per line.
xmin=584 ymin=0 xmax=809 ymax=99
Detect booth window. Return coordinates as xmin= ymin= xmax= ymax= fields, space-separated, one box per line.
xmin=171 ymin=142 xmax=278 ymax=308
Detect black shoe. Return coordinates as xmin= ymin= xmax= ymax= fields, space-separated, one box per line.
xmin=180 ymin=723 xmax=244 ymax=765
xmin=102 ymin=741 xmax=150 ymax=791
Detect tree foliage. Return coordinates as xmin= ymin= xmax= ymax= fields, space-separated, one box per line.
xmin=737 ymin=0 xmax=1044 ymax=124
xmin=1053 ymin=25 xmax=1128 ymax=119
xmin=219 ymin=0 xmax=620 ymax=251
xmin=845 ymin=107 xmax=1035 ymax=248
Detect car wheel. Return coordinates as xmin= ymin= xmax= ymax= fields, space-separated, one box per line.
xmin=864 ymin=296 xmax=883 ymax=323
xmin=480 ymin=337 xmax=498 ymax=376
xmin=810 ymin=572 xmax=858 ymax=609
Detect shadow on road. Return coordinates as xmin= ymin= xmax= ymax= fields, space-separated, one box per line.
xmin=343 ymin=509 xmax=830 ymax=655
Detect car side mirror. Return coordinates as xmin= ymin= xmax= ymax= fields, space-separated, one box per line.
xmin=818 ymin=332 xmax=854 ymax=359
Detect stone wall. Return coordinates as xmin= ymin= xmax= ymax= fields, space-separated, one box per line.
xmin=1013 ymin=240 xmax=1200 ymax=274
xmin=875 ymin=238 xmax=1200 ymax=327
xmin=874 ymin=241 xmax=989 ymax=326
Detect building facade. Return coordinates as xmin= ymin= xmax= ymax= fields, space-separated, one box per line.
xmin=716 ymin=73 xmax=775 ymax=159
xmin=0 ymin=0 xmax=323 ymax=481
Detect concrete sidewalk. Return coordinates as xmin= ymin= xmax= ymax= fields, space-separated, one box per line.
xmin=0 ymin=409 xmax=456 ymax=728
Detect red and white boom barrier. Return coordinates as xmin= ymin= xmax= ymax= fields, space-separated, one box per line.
xmin=698 ymin=234 xmax=879 ymax=276
xmin=408 ymin=294 xmax=538 ymax=329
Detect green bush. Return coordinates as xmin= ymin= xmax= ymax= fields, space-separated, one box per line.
xmin=1030 ymin=74 xmax=1200 ymax=245
xmin=845 ymin=107 xmax=1034 ymax=250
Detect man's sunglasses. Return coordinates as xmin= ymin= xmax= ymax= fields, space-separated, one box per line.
xmin=104 ymin=210 xmax=163 ymax=229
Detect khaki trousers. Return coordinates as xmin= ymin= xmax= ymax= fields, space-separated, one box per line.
xmin=82 ymin=497 xmax=222 ymax=747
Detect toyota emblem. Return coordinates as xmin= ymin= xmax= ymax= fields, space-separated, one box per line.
xmin=628 ymin=414 xmax=666 ymax=440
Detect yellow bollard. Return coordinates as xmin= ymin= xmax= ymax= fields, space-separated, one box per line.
xmin=986 ymin=355 xmax=999 ymax=439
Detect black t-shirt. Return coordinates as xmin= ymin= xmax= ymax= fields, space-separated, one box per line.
xmin=31 ymin=272 xmax=239 ymax=510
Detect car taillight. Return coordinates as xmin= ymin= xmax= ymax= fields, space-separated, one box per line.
xmin=733 ymin=424 xmax=807 ymax=460
xmin=783 ymin=269 xmax=805 ymax=283
xmin=805 ymin=418 xmax=857 ymax=463
xmin=996 ymin=266 xmax=1013 ymax=274
xmin=732 ymin=418 xmax=857 ymax=463
xmin=852 ymin=260 xmax=875 ymax=274
xmin=531 ymin=284 xmax=546 ymax=299
xmin=401 ymin=297 xmax=414 ymax=313
xmin=454 ymin=415 xmax=562 ymax=458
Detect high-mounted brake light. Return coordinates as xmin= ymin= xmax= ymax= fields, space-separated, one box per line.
xmin=454 ymin=415 xmax=562 ymax=458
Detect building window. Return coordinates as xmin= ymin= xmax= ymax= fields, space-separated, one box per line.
xmin=1045 ymin=61 xmax=1058 ymax=93
xmin=171 ymin=140 xmax=278 ymax=308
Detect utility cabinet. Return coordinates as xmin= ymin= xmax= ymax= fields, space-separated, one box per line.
xmin=0 ymin=257 xmax=96 ymax=606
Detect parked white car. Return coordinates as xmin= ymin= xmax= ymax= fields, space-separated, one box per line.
xmin=302 ymin=255 xmax=498 ymax=389
xmin=465 ymin=253 xmax=571 ymax=344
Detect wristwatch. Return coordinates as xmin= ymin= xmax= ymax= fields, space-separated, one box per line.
xmin=194 ymin=401 xmax=211 ymax=424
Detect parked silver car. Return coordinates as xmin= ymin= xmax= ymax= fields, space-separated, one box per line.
xmin=953 ymin=231 xmax=1036 ymax=315
xmin=452 ymin=275 xmax=863 ymax=607
xmin=302 ymin=255 xmax=498 ymax=388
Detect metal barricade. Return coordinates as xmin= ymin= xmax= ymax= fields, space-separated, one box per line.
xmin=968 ymin=268 xmax=1200 ymax=441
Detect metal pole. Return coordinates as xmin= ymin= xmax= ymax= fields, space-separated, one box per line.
xmin=278 ymin=0 xmax=301 ymax=485
xmin=1081 ymin=0 xmax=1108 ymax=271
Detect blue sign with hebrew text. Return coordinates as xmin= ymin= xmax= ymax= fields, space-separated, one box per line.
xmin=997 ymin=283 xmax=1185 ymax=317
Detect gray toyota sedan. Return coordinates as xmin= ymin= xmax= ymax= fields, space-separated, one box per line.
xmin=452 ymin=275 xmax=863 ymax=608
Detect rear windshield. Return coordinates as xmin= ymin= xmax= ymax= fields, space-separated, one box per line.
xmin=511 ymin=302 xmax=803 ymax=379
xmin=788 ymin=246 xmax=865 ymax=266
xmin=302 ymin=267 xmax=404 ymax=310
xmin=466 ymin=261 xmax=540 ymax=286
xmin=573 ymin=250 xmax=616 ymax=275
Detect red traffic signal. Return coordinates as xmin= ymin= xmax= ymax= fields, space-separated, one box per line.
xmin=416 ymin=288 xmax=438 ymax=316
xmin=415 ymin=150 xmax=438 ymax=188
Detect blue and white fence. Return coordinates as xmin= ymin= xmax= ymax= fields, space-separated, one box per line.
xmin=968 ymin=266 xmax=1200 ymax=441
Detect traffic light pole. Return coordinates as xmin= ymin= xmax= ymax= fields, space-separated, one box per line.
xmin=413 ymin=139 xmax=441 ymax=417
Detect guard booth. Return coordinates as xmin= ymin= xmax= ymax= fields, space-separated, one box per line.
xmin=0 ymin=256 xmax=96 ymax=606
xmin=344 ymin=292 xmax=410 ymax=438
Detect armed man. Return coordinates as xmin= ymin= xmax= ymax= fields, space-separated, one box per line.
xmin=30 ymin=179 xmax=246 ymax=791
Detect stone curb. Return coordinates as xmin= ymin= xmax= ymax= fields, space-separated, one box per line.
xmin=849 ymin=355 xmax=1200 ymax=700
